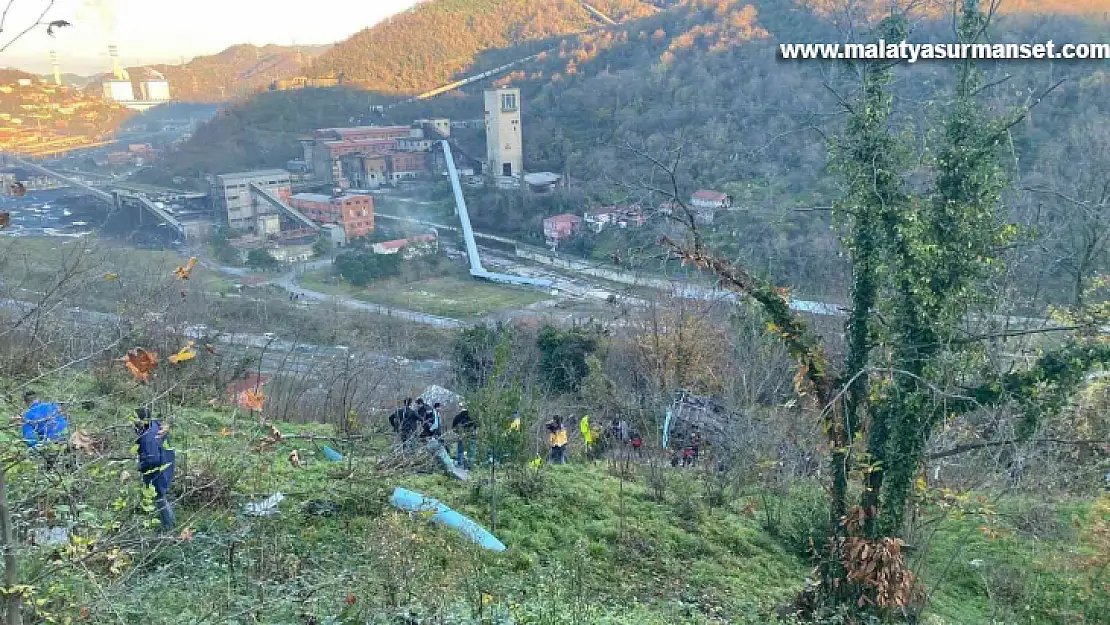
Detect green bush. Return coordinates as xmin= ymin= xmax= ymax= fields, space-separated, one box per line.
xmin=774 ymin=482 xmax=830 ymax=561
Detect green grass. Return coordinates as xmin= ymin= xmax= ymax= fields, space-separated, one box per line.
xmin=6 ymin=373 xmax=1109 ymax=624
xmin=301 ymin=270 xmax=552 ymax=319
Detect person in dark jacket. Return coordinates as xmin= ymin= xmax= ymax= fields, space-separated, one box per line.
xmin=415 ymin=398 xmax=434 ymax=439
xmin=398 ymin=398 xmax=421 ymax=443
xmin=389 ymin=398 xmax=411 ymax=433
xmin=452 ymin=403 xmax=476 ymax=468
xmin=134 ymin=407 xmax=176 ymax=532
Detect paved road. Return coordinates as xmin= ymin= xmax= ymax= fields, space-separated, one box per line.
xmin=0 ymin=296 xmax=447 ymax=376
xmin=194 ymin=256 xmax=468 ymax=329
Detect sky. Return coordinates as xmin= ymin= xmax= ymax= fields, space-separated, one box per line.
xmin=1 ymin=0 xmax=423 ymax=74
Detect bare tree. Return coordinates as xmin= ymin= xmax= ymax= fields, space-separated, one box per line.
xmin=0 ymin=0 xmax=68 ymax=54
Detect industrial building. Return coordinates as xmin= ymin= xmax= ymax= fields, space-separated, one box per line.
xmin=212 ymin=169 xmax=292 ymax=233
xmin=102 ymin=46 xmax=134 ymax=102
xmin=415 ymin=118 xmax=451 ymax=137
xmin=288 ymin=192 xmax=375 ymax=240
xmin=303 ymin=124 xmax=435 ymax=189
xmin=139 ymin=69 xmax=171 ymax=102
xmin=98 ymin=46 xmax=173 ymax=111
xmin=484 ymin=87 xmax=522 ymax=179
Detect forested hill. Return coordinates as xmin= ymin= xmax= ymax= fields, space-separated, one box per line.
xmin=133 ymin=44 xmax=330 ymax=102
xmin=306 ymin=0 xmax=661 ymax=93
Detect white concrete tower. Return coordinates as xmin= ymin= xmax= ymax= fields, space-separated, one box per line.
xmin=484 ymin=87 xmax=522 ymax=178
xmin=50 ymin=50 xmax=61 ymax=85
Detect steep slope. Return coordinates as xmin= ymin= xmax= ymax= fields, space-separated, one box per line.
xmin=134 ymin=44 xmax=331 ymax=102
xmin=307 ymin=0 xmax=659 ymax=93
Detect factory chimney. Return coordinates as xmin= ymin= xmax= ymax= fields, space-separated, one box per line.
xmin=108 ymin=45 xmax=124 ymax=80
xmin=50 ymin=50 xmax=61 ymax=85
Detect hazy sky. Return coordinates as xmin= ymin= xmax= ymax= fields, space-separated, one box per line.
xmin=2 ymin=0 xmax=422 ymax=74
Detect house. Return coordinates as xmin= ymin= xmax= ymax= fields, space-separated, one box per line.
xmin=691 ymin=190 xmax=732 ymax=211
xmin=689 ymin=191 xmax=731 ymax=225
xmin=543 ymin=213 xmax=583 ymax=248
xmin=268 ymin=244 xmax=315 ymax=264
xmin=616 ymin=209 xmax=648 ymax=229
xmin=583 ymin=205 xmax=647 ymax=233
xmin=583 ymin=207 xmax=619 ymax=233
xmin=371 ymin=234 xmax=438 ymax=259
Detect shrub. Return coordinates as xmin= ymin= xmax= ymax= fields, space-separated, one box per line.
xmin=774 ymin=482 xmax=830 ymax=561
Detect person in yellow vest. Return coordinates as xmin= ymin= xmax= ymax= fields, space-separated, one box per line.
xmin=546 ymin=415 xmax=568 ymax=464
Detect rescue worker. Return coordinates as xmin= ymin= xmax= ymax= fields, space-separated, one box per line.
xmin=546 ymin=415 xmax=568 ymax=465
xmin=134 ymin=407 xmax=176 ymax=532
xmin=452 ymin=402 xmax=476 ymax=468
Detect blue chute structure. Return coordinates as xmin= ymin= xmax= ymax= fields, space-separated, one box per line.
xmin=441 ymin=141 xmax=553 ymax=290
xmin=389 ymin=487 xmax=506 ymax=552
xmin=662 ymin=409 xmax=673 ymax=449
xmin=321 ymin=446 xmax=343 ymax=462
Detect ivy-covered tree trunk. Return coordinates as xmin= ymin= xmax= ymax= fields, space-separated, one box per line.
xmin=0 ymin=468 xmax=23 ymax=625
xmin=832 ymin=15 xmax=908 ymax=537
xmin=871 ymin=0 xmax=1011 ymax=538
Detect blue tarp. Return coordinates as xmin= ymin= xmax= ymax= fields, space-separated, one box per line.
xmin=22 ymin=402 xmax=68 ymax=448
xmin=389 ymin=487 xmax=506 ymax=552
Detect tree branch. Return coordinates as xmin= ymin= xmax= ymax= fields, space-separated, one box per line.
xmin=928 ymin=438 xmax=1109 ymax=461
xmin=0 ymin=0 xmax=56 ymax=53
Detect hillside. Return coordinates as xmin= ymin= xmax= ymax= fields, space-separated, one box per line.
xmin=0 ymin=68 xmax=35 ymax=82
xmin=2 ymin=367 xmax=1107 ymax=623
xmin=158 ymin=0 xmax=1110 ymax=303
xmin=307 ymin=0 xmax=661 ymax=93
xmin=135 ymin=44 xmax=331 ymax=102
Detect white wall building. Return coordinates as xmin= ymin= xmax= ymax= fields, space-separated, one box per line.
xmin=484 ymin=87 xmax=522 ymax=179
xmin=213 ymin=169 xmax=292 ymax=232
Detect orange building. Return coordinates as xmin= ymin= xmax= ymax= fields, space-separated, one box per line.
xmin=289 ymin=193 xmax=375 ymax=240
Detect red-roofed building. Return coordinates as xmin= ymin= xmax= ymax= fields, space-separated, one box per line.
xmin=371 ymin=234 xmax=438 ymax=259
xmin=543 ymin=213 xmax=583 ymax=248
xmin=690 ymin=190 xmax=732 ymax=224
xmin=690 ymin=190 xmax=732 ymax=210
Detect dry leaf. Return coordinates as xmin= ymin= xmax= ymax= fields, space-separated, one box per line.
xmin=173 ymin=257 xmax=198 ymax=280
xmin=204 ymin=344 xmax=217 ymax=355
xmin=69 ymin=431 xmax=97 ymax=456
xmin=120 ymin=348 xmax=158 ymax=383
xmin=168 ymin=345 xmax=197 ymax=364
xmin=218 ymin=427 xmax=233 ymax=437
xmin=241 ymin=388 xmax=265 ymax=411
xmin=103 ymin=272 xmax=119 ymax=282
xmin=178 ymin=527 xmax=195 ymax=541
